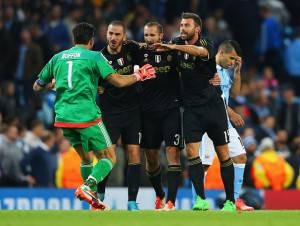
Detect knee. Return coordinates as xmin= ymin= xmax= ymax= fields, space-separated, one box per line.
xmin=186 ymin=145 xmax=199 ymax=159
xmin=107 ymin=150 xmax=117 ymax=165
xmin=232 ymin=154 xmax=247 ymax=164
xmin=166 ymin=148 xmax=181 ymax=165
xmin=127 ymin=147 xmax=140 ymax=164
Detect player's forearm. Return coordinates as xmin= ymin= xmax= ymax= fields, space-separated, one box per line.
xmin=230 ymin=73 xmax=241 ymax=98
xmin=172 ymin=44 xmax=208 ymax=57
xmin=227 ymin=106 xmax=235 ymax=118
xmin=33 ymin=80 xmax=46 ymax=92
xmin=107 ymin=74 xmax=138 ymax=88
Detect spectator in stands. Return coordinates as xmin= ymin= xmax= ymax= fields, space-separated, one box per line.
xmin=250 ymin=91 xmax=271 ymax=123
xmin=28 ymin=23 xmax=54 ymax=64
xmin=277 ymin=84 xmax=300 ymax=141
xmin=203 ymin=15 xmax=232 ymax=48
xmin=258 ymin=3 xmax=283 ymax=76
xmin=275 ymin=129 xmax=291 ymax=159
xmin=56 ymin=139 xmax=83 ymax=188
xmin=0 ymin=81 xmax=18 ymax=122
xmin=28 ymin=130 xmax=56 ymax=187
xmin=252 ymin=137 xmax=294 ymax=190
xmin=92 ymin=23 xmax=108 ymax=51
xmin=262 ymin=66 xmax=279 ymax=92
xmin=256 ymin=115 xmax=277 ymax=142
xmin=284 ymin=27 xmax=300 ymax=95
xmin=15 ymin=28 xmax=43 ymax=107
xmin=64 ymin=5 xmax=84 ymax=42
xmin=46 ymin=4 xmax=71 ymax=53
xmin=23 ymin=120 xmax=44 ymax=150
xmin=0 ymin=18 xmax=14 ymax=81
xmin=0 ymin=125 xmax=35 ymax=187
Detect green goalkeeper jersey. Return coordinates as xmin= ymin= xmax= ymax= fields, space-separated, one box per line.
xmin=38 ymin=46 xmax=115 ymax=128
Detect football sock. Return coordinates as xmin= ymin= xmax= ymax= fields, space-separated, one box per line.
xmin=188 ymin=157 xmax=205 ymax=199
xmin=88 ymin=158 xmax=114 ymax=192
xmin=80 ymin=162 xmax=93 ymax=181
xmin=167 ymin=165 xmax=181 ymax=203
xmin=128 ymin=163 xmax=141 ymax=201
xmin=147 ymin=166 xmax=165 ymax=199
xmin=220 ymin=158 xmax=235 ymax=202
xmin=233 ymin=163 xmax=245 ymax=201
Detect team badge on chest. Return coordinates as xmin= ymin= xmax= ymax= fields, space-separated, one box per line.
xmin=117 ymin=58 xmax=124 ymax=66
xmin=155 ymin=55 xmax=161 ymax=63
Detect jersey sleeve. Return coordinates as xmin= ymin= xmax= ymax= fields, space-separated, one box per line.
xmin=38 ymin=57 xmax=55 ymax=85
xmin=96 ymin=53 xmax=116 ymax=79
xmin=199 ymin=39 xmax=215 ymax=60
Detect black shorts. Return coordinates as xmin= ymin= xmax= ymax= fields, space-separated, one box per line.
xmin=141 ymin=108 xmax=181 ymax=149
xmin=102 ymin=108 xmax=141 ymax=145
xmin=183 ymin=95 xmax=229 ymax=146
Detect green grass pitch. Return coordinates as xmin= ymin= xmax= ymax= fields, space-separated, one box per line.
xmin=0 ymin=210 xmax=299 ymax=226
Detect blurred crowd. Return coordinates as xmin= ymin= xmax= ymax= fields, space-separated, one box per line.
xmin=0 ymin=0 xmax=300 ymax=190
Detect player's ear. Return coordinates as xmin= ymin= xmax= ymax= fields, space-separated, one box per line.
xmin=195 ymin=26 xmax=201 ymax=34
xmin=159 ymin=33 xmax=163 ymax=41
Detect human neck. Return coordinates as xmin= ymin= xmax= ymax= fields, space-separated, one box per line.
xmin=75 ymin=44 xmax=89 ymax=49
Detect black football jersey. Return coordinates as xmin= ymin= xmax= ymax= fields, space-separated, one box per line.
xmin=172 ymin=37 xmax=221 ymax=106
xmin=99 ymin=41 xmax=141 ymax=113
xmin=137 ymin=47 xmax=181 ymax=112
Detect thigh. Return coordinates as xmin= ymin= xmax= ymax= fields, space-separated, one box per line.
xmin=122 ymin=109 xmax=141 ymax=145
xmin=141 ymin=111 xmax=162 ymax=149
xmin=206 ymin=95 xmax=229 ymax=146
xmin=80 ymin=121 xmax=112 ymax=152
xmin=228 ymin=128 xmax=246 ymax=158
xmin=61 ymin=128 xmax=81 ymax=149
xmin=162 ymin=108 xmax=181 ymax=148
xmin=183 ymin=107 xmax=205 ymax=144
xmin=201 ymin=133 xmax=216 ymax=165
xmin=102 ymin=112 xmax=122 ymax=144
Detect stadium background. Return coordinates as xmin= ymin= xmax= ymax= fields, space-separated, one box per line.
xmin=0 ymin=0 xmax=300 ymax=210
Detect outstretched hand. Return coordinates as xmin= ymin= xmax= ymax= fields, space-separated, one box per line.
xmin=135 ymin=64 xmax=156 ymax=81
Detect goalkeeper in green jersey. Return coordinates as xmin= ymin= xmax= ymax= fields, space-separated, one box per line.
xmin=33 ymin=22 xmax=156 ymax=210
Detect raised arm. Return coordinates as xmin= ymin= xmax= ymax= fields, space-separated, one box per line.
xmin=230 ymin=56 xmax=242 ymax=98
xmin=153 ymin=43 xmax=208 ymax=58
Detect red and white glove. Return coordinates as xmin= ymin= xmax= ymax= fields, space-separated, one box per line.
xmin=134 ymin=64 xmax=156 ymax=81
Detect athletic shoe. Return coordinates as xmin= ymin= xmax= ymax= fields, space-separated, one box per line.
xmin=192 ymin=196 xmax=209 ymax=211
xmin=235 ymin=198 xmax=254 ymax=211
xmin=163 ymin=201 xmax=176 ymax=211
xmin=75 ymin=184 xmax=106 ymax=209
xmin=90 ymin=201 xmax=111 ymax=211
xmin=221 ymin=200 xmax=236 ymax=211
xmin=127 ymin=201 xmax=139 ymax=211
xmin=155 ymin=196 xmax=166 ymax=210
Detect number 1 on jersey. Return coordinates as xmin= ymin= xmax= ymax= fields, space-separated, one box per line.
xmin=67 ymin=61 xmax=73 ymax=89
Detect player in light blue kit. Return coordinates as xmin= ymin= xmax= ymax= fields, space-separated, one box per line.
xmin=197 ymin=40 xmax=254 ymax=211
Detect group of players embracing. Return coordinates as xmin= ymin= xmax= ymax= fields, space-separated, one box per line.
xmin=34 ymin=12 xmax=253 ymax=212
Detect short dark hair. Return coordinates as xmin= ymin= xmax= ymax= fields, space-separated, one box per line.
xmin=72 ymin=22 xmax=95 ymax=44
xmin=108 ymin=20 xmax=126 ymax=32
xmin=218 ymin=40 xmax=242 ymax=57
xmin=181 ymin=12 xmax=202 ymax=29
xmin=144 ymin=22 xmax=163 ymax=34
